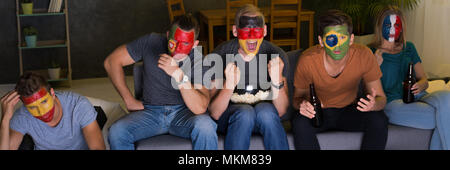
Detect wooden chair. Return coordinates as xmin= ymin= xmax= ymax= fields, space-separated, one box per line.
xmin=270 ymin=0 xmax=302 ymax=50
xmin=167 ymin=0 xmax=186 ymax=22
xmin=226 ymin=0 xmax=258 ymax=41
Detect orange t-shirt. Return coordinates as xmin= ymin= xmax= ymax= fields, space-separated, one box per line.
xmin=294 ymin=44 xmax=382 ymax=108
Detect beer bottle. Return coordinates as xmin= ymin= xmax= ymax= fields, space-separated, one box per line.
xmin=310 ymin=84 xmax=323 ymax=128
xmin=403 ymin=62 xmax=416 ymax=103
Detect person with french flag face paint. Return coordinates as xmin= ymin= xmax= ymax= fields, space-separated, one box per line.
xmin=370 ymin=6 xmax=450 ymax=150
xmin=0 ymin=72 xmax=105 ymax=150
xmin=382 ymin=14 xmax=403 ymax=42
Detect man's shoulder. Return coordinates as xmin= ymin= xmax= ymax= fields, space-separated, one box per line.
xmin=299 ymin=45 xmax=322 ymax=63
xmin=56 ymin=91 xmax=91 ymax=107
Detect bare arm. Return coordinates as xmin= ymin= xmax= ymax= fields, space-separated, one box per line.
xmin=178 ymin=80 xmax=211 ymax=115
xmin=208 ymin=80 xmax=234 ymax=120
xmin=82 ymin=120 xmax=106 ymax=150
xmin=1 ymin=91 xmax=24 ymax=150
xmin=268 ymin=57 xmax=289 ymax=117
xmin=412 ymin=62 xmax=429 ymax=95
xmin=270 ymin=77 xmax=289 ymax=117
xmin=104 ymin=45 xmax=143 ymax=112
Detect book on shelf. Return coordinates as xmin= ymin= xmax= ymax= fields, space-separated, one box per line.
xmin=56 ymin=0 xmax=63 ymax=13
xmin=48 ymin=0 xmax=55 ymax=13
xmin=48 ymin=0 xmax=63 ymax=13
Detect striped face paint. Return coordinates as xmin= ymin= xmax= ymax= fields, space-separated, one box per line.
xmin=237 ymin=16 xmax=265 ymax=56
xmin=382 ymin=15 xmax=403 ymax=42
xmin=22 ymin=88 xmax=55 ymax=122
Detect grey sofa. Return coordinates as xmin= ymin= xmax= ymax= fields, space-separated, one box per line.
xmin=132 ymin=50 xmax=433 ymax=150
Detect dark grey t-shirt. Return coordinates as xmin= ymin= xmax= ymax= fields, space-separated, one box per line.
xmin=212 ymin=39 xmax=290 ymax=95
xmin=126 ymin=33 xmax=211 ymax=106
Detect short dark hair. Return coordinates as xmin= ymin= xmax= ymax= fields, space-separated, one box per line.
xmin=15 ymin=72 xmax=51 ymax=97
xmin=318 ymin=10 xmax=353 ymax=37
xmin=168 ymin=14 xmax=200 ymax=39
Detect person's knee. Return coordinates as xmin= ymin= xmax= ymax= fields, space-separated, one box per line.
xmin=192 ymin=115 xmax=218 ymax=135
xmin=255 ymin=106 xmax=280 ymax=127
xmin=366 ymin=111 xmax=389 ymax=129
xmin=108 ymin=121 xmax=131 ymax=142
xmin=230 ymin=105 xmax=256 ymax=126
xmin=292 ymin=114 xmax=314 ymax=133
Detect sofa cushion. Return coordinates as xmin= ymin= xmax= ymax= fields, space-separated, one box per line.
xmin=86 ymin=97 xmax=128 ymax=150
xmin=135 ymin=125 xmax=432 ymax=150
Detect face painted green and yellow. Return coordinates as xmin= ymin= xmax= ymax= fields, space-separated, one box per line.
xmin=322 ymin=25 xmax=351 ymax=60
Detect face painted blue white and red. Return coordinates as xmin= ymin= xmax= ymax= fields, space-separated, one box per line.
xmin=382 ymin=15 xmax=403 ymax=42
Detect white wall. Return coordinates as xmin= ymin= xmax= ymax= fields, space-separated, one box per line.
xmin=404 ymin=0 xmax=450 ymax=78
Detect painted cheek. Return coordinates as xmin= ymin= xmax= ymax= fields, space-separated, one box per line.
xmin=395 ymin=16 xmax=402 ymax=39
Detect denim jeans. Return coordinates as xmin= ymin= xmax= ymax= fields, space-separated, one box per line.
xmin=385 ymin=90 xmax=450 ymax=150
xmin=216 ymin=102 xmax=289 ymax=150
xmin=108 ymin=105 xmax=218 ymax=150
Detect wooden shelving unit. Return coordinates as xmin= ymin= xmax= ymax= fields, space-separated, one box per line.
xmin=16 ymin=0 xmax=72 ymax=86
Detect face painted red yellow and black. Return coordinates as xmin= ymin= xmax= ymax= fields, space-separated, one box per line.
xmin=22 ymin=88 xmax=55 ymax=123
xmin=168 ymin=26 xmax=195 ymax=60
xmin=236 ymin=16 xmax=265 ymax=57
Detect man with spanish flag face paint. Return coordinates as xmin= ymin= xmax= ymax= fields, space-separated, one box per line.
xmin=0 ymin=72 xmax=105 ymax=150
xmin=22 ymin=87 xmax=56 ymax=122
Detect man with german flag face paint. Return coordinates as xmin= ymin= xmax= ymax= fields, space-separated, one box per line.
xmin=235 ymin=15 xmax=265 ymax=57
xmin=209 ymin=5 xmax=290 ymax=150
xmin=0 ymin=72 xmax=105 ymax=150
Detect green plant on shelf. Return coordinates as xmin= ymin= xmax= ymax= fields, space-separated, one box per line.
xmin=21 ymin=0 xmax=33 ymax=3
xmin=23 ymin=26 xmax=38 ymax=36
xmin=49 ymin=59 xmax=61 ymax=69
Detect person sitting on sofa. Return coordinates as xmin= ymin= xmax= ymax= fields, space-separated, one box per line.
xmin=208 ymin=4 xmax=290 ymax=150
xmin=104 ymin=14 xmax=218 ymax=150
xmin=0 ymin=72 xmax=105 ymax=150
xmin=369 ymin=6 xmax=450 ymax=150
xmin=292 ymin=10 xmax=389 ymax=150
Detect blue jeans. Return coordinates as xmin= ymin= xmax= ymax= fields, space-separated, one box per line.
xmin=217 ymin=102 xmax=289 ymax=150
xmin=385 ymin=90 xmax=450 ymax=150
xmin=108 ymin=105 xmax=218 ymax=150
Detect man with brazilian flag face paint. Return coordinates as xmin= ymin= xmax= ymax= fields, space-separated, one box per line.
xmin=292 ymin=10 xmax=389 ymax=150
xmin=0 ymin=72 xmax=105 ymax=150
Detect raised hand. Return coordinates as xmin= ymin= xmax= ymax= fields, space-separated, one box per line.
xmin=268 ymin=57 xmax=284 ymax=84
xmin=158 ymin=54 xmax=183 ymax=82
xmin=224 ymin=63 xmax=241 ymax=90
xmin=357 ymin=88 xmax=377 ymax=112
xmin=1 ymin=91 xmax=21 ymax=120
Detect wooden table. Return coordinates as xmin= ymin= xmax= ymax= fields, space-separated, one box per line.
xmin=199 ymin=8 xmax=315 ymax=53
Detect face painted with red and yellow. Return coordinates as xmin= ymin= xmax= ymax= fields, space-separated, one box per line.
xmin=237 ymin=16 xmax=265 ymax=57
xmin=22 ymin=88 xmax=55 ymax=123
xmin=168 ymin=26 xmax=195 ymax=60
